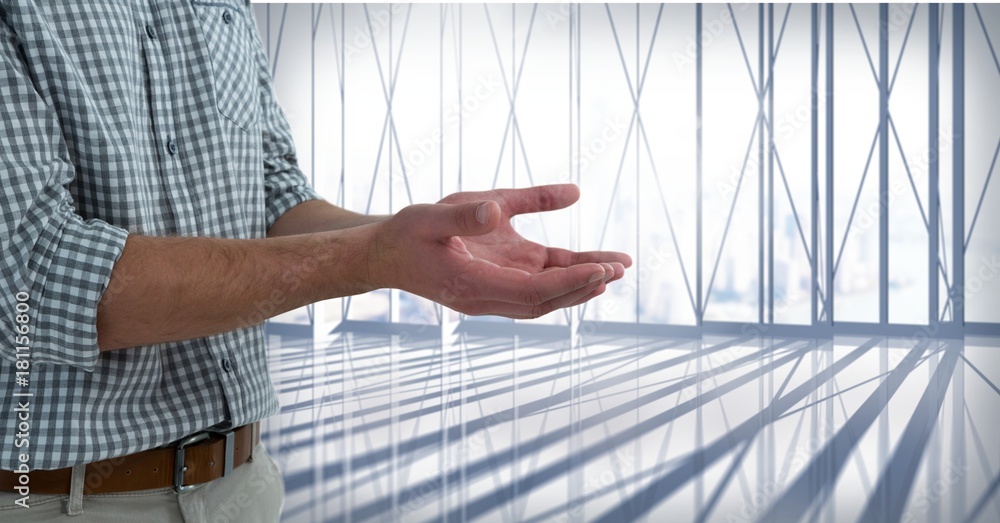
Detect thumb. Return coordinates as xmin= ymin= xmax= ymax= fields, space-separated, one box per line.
xmin=422 ymin=200 xmax=499 ymax=238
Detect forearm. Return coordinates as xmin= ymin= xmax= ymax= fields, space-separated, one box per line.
xmin=95 ymin=226 xmax=377 ymax=351
xmin=95 ymin=185 xmax=628 ymax=351
xmin=267 ymin=199 xmax=389 ymax=237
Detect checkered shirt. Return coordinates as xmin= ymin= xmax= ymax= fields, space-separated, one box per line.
xmin=0 ymin=0 xmax=321 ymax=470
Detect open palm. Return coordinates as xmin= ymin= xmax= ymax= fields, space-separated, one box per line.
xmin=436 ymin=184 xmax=630 ymax=282
xmin=371 ymin=184 xmax=631 ymax=318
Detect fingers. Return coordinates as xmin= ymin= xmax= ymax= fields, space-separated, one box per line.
xmin=464 ymin=264 xmax=614 ymax=318
xmin=412 ymin=200 xmax=500 ymax=238
xmin=566 ymin=281 xmax=609 ymax=307
xmin=545 ymin=247 xmax=633 ymax=268
xmin=545 ymin=247 xmax=633 ymax=279
xmin=537 ymin=263 xmax=613 ymax=310
xmin=493 ymin=184 xmax=580 ymax=216
xmin=463 ymin=281 xmax=609 ymax=319
xmin=463 ymin=261 xmax=605 ymax=306
xmin=605 ymin=262 xmax=626 ymax=283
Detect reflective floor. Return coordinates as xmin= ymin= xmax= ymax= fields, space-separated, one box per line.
xmin=260 ymin=325 xmax=1000 ymax=523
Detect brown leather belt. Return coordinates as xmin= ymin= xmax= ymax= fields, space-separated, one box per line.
xmin=0 ymin=422 xmax=260 ymax=495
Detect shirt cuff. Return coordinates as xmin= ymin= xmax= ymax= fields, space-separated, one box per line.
xmin=264 ymin=174 xmax=323 ymax=231
xmin=24 ymin=214 xmax=128 ymax=371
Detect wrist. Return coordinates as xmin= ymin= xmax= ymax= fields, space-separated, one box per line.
xmin=301 ymin=225 xmax=383 ymax=299
xmin=362 ymin=218 xmax=401 ymax=291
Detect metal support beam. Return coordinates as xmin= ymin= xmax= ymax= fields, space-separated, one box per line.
xmin=811 ymin=4 xmax=819 ymax=326
xmin=758 ymin=4 xmax=765 ymax=325
xmin=879 ymin=3 xmax=889 ymax=326
xmin=953 ymin=4 xmax=965 ymax=327
xmin=697 ymin=4 xmax=704 ymax=326
xmin=325 ymin=317 xmax=1000 ymax=346
xmin=929 ymin=4 xmax=940 ymax=327
xmin=951 ymin=345 xmax=966 ymax=522
xmin=340 ymin=4 xmax=348 ymax=322
xmin=826 ymin=3 xmax=835 ymax=327
xmin=768 ymin=4 xmax=775 ymax=324
xmin=323 ymin=313 xmax=1000 ymax=348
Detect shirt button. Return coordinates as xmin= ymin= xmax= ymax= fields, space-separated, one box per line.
xmin=166 ymin=138 xmax=178 ymax=155
xmin=222 ymin=10 xmax=233 ymax=24
xmin=222 ymin=358 xmax=233 ymax=373
xmin=145 ymin=24 xmax=156 ymax=40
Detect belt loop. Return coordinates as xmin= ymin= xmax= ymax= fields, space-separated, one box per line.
xmin=66 ymin=463 xmax=86 ymax=516
xmin=247 ymin=422 xmax=257 ymax=463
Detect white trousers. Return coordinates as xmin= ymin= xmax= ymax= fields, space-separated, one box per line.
xmin=0 ymin=442 xmax=284 ymax=522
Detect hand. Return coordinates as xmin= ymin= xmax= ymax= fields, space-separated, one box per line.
xmin=368 ymin=184 xmax=632 ymax=319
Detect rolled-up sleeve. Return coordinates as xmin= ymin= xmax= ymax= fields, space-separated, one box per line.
xmin=0 ymin=18 xmax=128 ymax=371
xmin=244 ymin=6 xmax=322 ymax=232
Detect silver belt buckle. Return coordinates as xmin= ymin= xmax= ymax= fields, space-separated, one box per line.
xmin=173 ymin=428 xmax=236 ymax=493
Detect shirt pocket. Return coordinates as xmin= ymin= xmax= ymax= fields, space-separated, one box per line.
xmin=191 ymin=0 xmax=260 ymax=131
